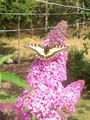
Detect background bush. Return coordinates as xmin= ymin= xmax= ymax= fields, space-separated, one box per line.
xmin=67 ymin=46 xmax=90 ymax=89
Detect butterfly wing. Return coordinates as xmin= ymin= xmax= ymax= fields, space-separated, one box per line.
xmin=45 ymin=45 xmax=68 ymax=59
xmin=24 ymin=44 xmax=46 ymax=57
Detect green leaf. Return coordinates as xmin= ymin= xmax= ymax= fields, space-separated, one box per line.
xmin=0 ymin=72 xmax=30 ymax=90
xmin=0 ymin=72 xmax=1 ymax=82
xmin=0 ymin=53 xmax=15 ymax=65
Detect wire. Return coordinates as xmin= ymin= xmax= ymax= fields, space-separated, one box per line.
xmin=36 ymin=0 xmax=90 ymax=11
xmin=0 ymin=22 xmax=90 ymax=32
xmin=0 ymin=12 xmax=82 ymax=15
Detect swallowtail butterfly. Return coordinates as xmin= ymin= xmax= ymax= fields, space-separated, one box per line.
xmin=24 ymin=44 xmax=68 ymax=60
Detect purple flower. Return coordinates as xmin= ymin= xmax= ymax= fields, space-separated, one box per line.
xmin=15 ymin=20 xmax=85 ymax=120
xmin=43 ymin=20 xmax=67 ymax=46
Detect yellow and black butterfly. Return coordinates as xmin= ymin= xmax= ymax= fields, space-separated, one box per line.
xmin=24 ymin=44 xmax=68 ymax=60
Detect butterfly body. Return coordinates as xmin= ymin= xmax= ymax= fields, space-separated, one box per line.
xmin=24 ymin=44 xmax=68 ymax=60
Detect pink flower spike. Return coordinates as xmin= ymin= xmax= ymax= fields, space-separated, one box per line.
xmin=15 ymin=20 xmax=85 ymax=120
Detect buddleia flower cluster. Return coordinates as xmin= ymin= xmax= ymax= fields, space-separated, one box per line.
xmin=15 ymin=20 xmax=85 ymax=120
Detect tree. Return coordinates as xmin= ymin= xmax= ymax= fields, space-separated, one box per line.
xmin=0 ymin=0 xmax=37 ymax=32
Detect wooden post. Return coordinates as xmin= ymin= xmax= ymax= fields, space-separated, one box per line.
xmin=45 ymin=0 xmax=48 ymax=32
xmin=76 ymin=0 xmax=79 ymax=37
xmin=83 ymin=2 xmax=85 ymax=27
xmin=31 ymin=15 xmax=34 ymax=35
xmin=18 ymin=15 xmax=21 ymax=65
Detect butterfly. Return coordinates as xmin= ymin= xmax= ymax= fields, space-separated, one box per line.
xmin=24 ymin=44 xmax=68 ymax=60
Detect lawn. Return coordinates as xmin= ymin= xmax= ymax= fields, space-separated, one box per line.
xmin=68 ymin=97 xmax=90 ymax=120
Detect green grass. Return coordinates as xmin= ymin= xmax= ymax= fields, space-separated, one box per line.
xmin=0 ymin=96 xmax=16 ymax=103
xmin=0 ymin=91 xmax=17 ymax=103
xmin=68 ymin=98 xmax=90 ymax=120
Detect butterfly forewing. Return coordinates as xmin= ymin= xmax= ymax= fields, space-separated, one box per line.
xmin=24 ymin=44 xmax=46 ymax=56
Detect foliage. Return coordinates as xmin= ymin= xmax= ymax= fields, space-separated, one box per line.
xmin=0 ymin=72 xmax=29 ymax=89
xmin=0 ymin=0 xmax=37 ymax=33
xmin=0 ymin=54 xmax=29 ymax=90
xmin=0 ymin=0 xmax=90 ymax=36
xmin=71 ymin=0 xmax=90 ymax=40
xmin=0 ymin=54 xmax=35 ymax=119
xmin=0 ymin=53 xmax=15 ymax=65
xmin=83 ymin=32 xmax=90 ymax=40
xmin=67 ymin=46 xmax=90 ymax=88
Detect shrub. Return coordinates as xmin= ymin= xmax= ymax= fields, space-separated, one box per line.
xmin=67 ymin=46 xmax=90 ymax=89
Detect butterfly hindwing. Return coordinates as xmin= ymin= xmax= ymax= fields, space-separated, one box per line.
xmin=24 ymin=44 xmax=68 ymax=60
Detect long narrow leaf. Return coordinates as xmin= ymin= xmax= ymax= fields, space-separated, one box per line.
xmin=0 ymin=53 xmax=15 ymax=65
xmin=0 ymin=72 xmax=29 ymax=90
xmin=0 ymin=72 xmax=1 ymax=82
